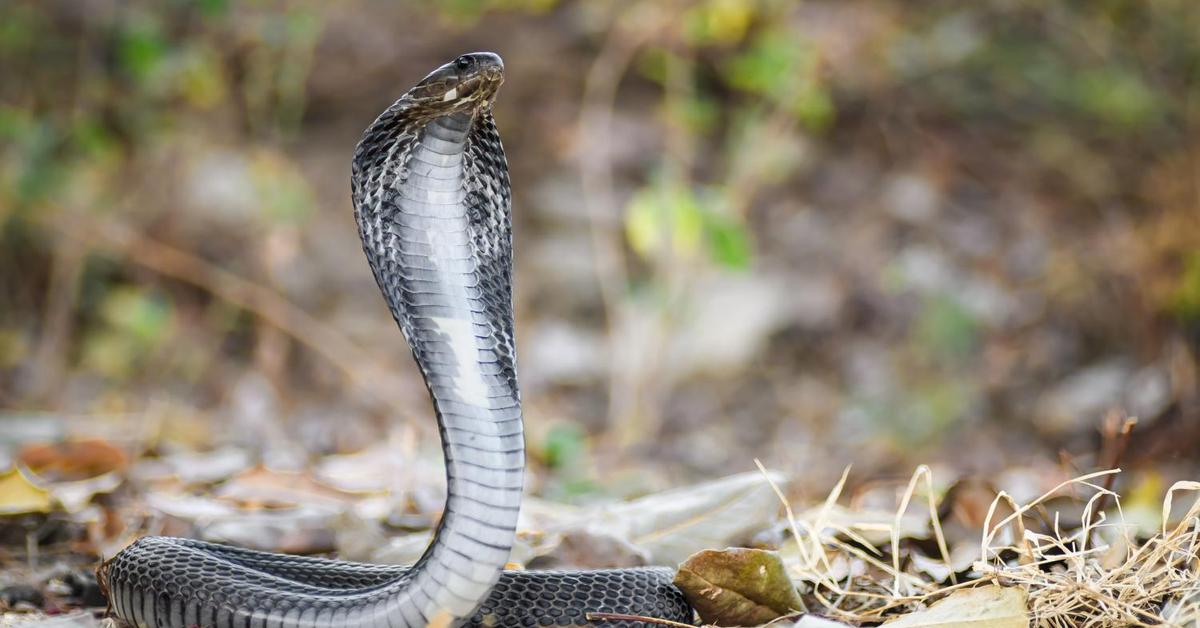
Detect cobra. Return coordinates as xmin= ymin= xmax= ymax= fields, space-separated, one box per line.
xmin=100 ymin=52 xmax=693 ymax=627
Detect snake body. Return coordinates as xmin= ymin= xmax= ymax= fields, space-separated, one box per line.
xmin=101 ymin=53 xmax=692 ymax=627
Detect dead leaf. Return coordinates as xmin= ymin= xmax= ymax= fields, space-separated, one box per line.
xmin=534 ymin=529 xmax=651 ymax=569
xmin=17 ymin=439 xmax=127 ymax=482
xmin=909 ymin=544 xmax=977 ymax=582
xmin=881 ymin=585 xmax=1028 ymax=627
xmin=589 ymin=471 xmax=786 ymax=565
xmin=796 ymin=503 xmax=927 ymax=546
xmin=214 ymin=466 xmax=355 ymax=509
xmin=0 ymin=466 xmax=53 ymax=515
xmin=143 ymin=488 xmax=343 ymax=554
xmin=1 ymin=611 xmax=101 ymax=628
xmin=161 ymin=446 xmax=251 ymax=485
xmin=789 ymin=618 xmax=855 ymax=628
xmin=51 ymin=472 xmax=123 ymax=514
xmin=513 ymin=472 xmax=785 ymax=569
xmin=205 ymin=506 xmax=339 ymax=554
xmin=675 ymin=548 xmax=804 ymax=626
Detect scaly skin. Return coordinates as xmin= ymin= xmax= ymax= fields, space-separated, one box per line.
xmin=101 ymin=52 xmax=693 ymax=628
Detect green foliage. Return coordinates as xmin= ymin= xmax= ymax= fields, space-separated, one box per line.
xmin=196 ymin=0 xmax=230 ymax=18
xmin=915 ymin=295 xmax=979 ymax=363
xmin=0 ymin=329 xmax=28 ymax=370
xmin=433 ymin=0 xmax=559 ymax=23
xmin=2 ymin=112 xmax=65 ymax=209
xmin=704 ymin=210 xmax=752 ymax=271
xmin=82 ymin=287 xmax=174 ymax=380
xmin=542 ymin=423 xmax=586 ymax=470
xmin=682 ymin=0 xmax=754 ymax=46
xmin=662 ymin=86 xmax=721 ymax=135
xmin=177 ymin=44 xmax=228 ymax=109
xmin=625 ymin=179 xmax=752 ymax=271
xmin=626 ymin=181 xmax=705 ymax=262
xmin=724 ymin=30 xmax=834 ymax=131
xmin=0 ymin=6 xmax=38 ymax=54
xmin=1071 ymin=67 xmax=1158 ymax=128
xmin=70 ymin=116 xmax=120 ymax=161
xmin=538 ymin=423 xmax=600 ymax=500
xmin=117 ymin=15 xmax=169 ymax=84
xmin=1171 ymin=251 xmax=1200 ymax=322
xmin=906 ymin=4 xmax=1190 ymax=138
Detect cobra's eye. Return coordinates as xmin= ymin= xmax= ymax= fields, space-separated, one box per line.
xmin=454 ymin=56 xmax=472 ymax=71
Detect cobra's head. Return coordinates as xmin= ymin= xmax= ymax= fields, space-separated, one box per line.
xmin=407 ymin=52 xmax=504 ymax=113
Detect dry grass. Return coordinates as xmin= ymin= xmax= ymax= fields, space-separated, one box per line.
xmin=760 ymin=462 xmax=1200 ymax=627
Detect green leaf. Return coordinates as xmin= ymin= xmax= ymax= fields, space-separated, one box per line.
xmin=101 ymin=286 xmax=171 ymax=345
xmin=543 ymin=423 xmax=586 ymax=470
xmin=0 ymin=4 xmax=39 ymax=54
xmin=625 ymin=179 xmax=754 ymax=270
xmin=705 ymin=211 xmax=752 ymax=270
xmin=724 ymin=30 xmax=834 ymax=129
xmin=117 ymin=17 xmax=167 ymax=82
xmin=915 ymin=294 xmax=978 ymax=360
xmin=725 ymin=31 xmax=803 ymax=95
xmin=71 ymin=115 xmax=118 ymax=159
xmin=683 ymin=0 xmax=754 ymax=45
xmin=624 ymin=179 xmax=706 ymax=260
xmin=1071 ymin=67 xmax=1158 ymax=128
xmin=197 ymin=0 xmax=230 ymax=18
xmin=178 ymin=45 xmax=228 ymax=109
xmin=1170 ymin=250 xmax=1200 ymax=321
xmin=14 ymin=121 xmax=67 ymax=206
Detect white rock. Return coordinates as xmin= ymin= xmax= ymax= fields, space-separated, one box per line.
xmin=1036 ymin=360 xmax=1131 ymax=434
xmin=1126 ymin=365 xmax=1170 ymax=420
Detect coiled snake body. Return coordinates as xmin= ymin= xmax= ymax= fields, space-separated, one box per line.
xmin=101 ymin=53 xmax=692 ymax=627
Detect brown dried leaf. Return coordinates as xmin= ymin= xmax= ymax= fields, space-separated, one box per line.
xmin=796 ymin=502 xmax=927 ymax=546
xmin=18 ymin=439 xmax=127 ymax=482
xmin=674 ymin=548 xmax=804 ymax=626
xmin=214 ymin=466 xmax=355 ymax=509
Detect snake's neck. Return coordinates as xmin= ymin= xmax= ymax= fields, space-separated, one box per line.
xmin=382 ymin=109 xmax=525 ymax=623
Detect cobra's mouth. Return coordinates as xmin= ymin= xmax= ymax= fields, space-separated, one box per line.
xmin=409 ymin=53 xmax=504 ymax=113
xmin=441 ymin=68 xmax=503 ymax=107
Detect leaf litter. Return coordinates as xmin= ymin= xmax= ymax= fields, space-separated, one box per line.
xmin=722 ymin=465 xmax=1200 ymax=628
xmin=2 ymin=429 xmax=1200 ymax=627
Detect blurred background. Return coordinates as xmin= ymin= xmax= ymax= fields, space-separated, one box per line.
xmin=1 ymin=0 xmax=1198 ymax=508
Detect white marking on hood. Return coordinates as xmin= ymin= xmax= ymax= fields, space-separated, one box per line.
xmin=442 ymin=88 xmax=457 ymax=102
xmin=430 ymin=316 xmax=491 ymax=408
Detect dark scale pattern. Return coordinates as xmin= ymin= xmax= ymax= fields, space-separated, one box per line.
xmin=463 ymin=112 xmax=518 ymax=402
xmin=468 ymin=568 xmax=690 ymax=628
xmin=101 ymin=51 xmax=695 ymax=628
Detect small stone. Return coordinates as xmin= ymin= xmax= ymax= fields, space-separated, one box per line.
xmin=1036 ymin=360 xmax=1131 ymax=434
xmin=1 ymin=583 xmax=44 ymax=609
xmin=1125 ymin=365 xmax=1171 ymax=421
xmin=63 ymin=571 xmax=107 ymax=608
xmin=883 ymin=173 xmax=939 ymax=223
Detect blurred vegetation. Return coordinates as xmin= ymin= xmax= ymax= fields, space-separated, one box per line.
xmin=0 ymin=0 xmax=1198 ymax=489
